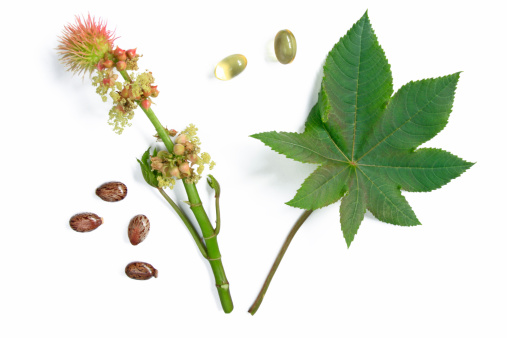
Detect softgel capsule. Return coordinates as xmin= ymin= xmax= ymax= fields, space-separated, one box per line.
xmin=214 ymin=54 xmax=247 ymax=80
xmin=274 ymin=29 xmax=297 ymax=64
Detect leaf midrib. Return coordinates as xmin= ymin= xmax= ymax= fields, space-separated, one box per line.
xmin=351 ymin=17 xmax=365 ymax=162
xmin=321 ymin=122 xmax=351 ymax=163
xmin=356 ymin=79 xmax=456 ymax=163
xmin=356 ymin=166 xmax=418 ymax=223
xmin=290 ymin=165 xmax=350 ymax=204
xmin=350 ymin=169 xmax=360 ymax=222
xmin=262 ymin=133 xmax=348 ymax=164
xmin=358 ymin=163 xmax=471 ymax=170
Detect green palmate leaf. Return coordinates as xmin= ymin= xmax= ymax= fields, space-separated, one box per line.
xmin=252 ymin=11 xmax=474 ymax=247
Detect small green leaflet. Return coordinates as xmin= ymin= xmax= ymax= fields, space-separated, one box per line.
xmin=137 ymin=147 xmax=159 ymax=188
xmin=207 ymin=174 xmax=221 ymax=198
xmin=252 ymin=12 xmax=473 ymax=247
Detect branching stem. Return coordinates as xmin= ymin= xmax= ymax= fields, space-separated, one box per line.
xmin=183 ymin=182 xmax=233 ymax=313
xmin=120 ymin=70 xmax=233 ymax=313
xmin=157 ymin=188 xmax=207 ymax=258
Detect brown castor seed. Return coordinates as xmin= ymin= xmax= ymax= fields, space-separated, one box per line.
xmin=95 ymin=181 xmax=128 ymax=202
xmin=128 ymin=214 xmax=150 ymax=245
xmin=125 ymin=261 xmax=158 ymax=280
xmin=69 ymin=212 xmax=103 ymax=232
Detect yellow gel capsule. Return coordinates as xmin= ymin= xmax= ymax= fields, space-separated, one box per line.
xmin=214 ymin=54 xmax=247 ymax=80
xmin=274 ymin=29 xmax=297 ymax=64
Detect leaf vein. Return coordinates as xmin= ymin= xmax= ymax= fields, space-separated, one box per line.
xmin=356 ymin=79 xmax=456 ymax=162
xmin=357 ymin=167 xmax=414 ymax=220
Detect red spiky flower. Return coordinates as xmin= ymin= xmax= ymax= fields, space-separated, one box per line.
xmin=57 ymin=14 xmax=117 ymax=76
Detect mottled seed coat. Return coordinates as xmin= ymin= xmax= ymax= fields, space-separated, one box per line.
xmin=128 ymin=214 xmax=150 ymax=245
xmin=96 ymin=181 xmax=128 ymax=202
xmin=125 ymin=262 xmax=158 ymax=280
xmin=69 ymin=212 xmax=103 ymax=232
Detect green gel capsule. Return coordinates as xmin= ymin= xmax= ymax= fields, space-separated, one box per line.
xmin=274 ymin=29 xmax=297 ymax=64
xmin=214 ymin=54 xmax=247 ymax=81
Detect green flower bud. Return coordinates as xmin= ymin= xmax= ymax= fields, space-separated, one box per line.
xmin=173 ymin=144 xmax=185 ymax=156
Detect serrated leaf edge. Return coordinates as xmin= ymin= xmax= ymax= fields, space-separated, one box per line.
xmin=356 ymin=166 xmax=421 ymax=226
xmin=357 ymin=72 xmax=461 ymax=162
xmin=358 ymin=147 xmax=474 ymax=192
xmin=251 ymin=132 xmax=348 ymax=165
xmin=286 ymin=165 xmax=351 ymax=210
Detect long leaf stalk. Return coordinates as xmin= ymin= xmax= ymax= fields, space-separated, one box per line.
xmin=250 ymin=12 xmax=473 ymax=314
xmin=248 ymin=209 xmax=313 ymax=315
xmin=120 ymin=71 xmax=234 ymax=313
xmin=157 ymin=188 xmax=207 ymax=258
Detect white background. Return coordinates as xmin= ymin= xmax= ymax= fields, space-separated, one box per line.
xmin=1 ymin=0 xmax=506 ymax=337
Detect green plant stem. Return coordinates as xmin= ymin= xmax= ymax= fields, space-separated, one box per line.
xmin=248 ymin=209 xmax=314 ymax=315
xmin=157 ymin=188 xmax=207 ymax=258
xmin=211 ymin=180 xmax=221 ymax=236
xmin=184 ymin=182 xmax=233 ymax=313
xmin=120 ymin=70 xmax=233 ymax=313
xmin=214 ymin=194 xmax=221 ymax=236
xmin=141 ymin=106 xmax=174 ymax=152
xmin=119 ymin=70 xmax=173 ymax=151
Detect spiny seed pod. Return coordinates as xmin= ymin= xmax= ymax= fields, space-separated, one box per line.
xmin=128 ymin=215 xmax=150 ymax=245
xmin=120 ymin=86 xmax=130 ymax=98
xmin=113 ymin=47 xmax=124 ymax=57
xmin=141 ymin=99 xmax=151 ymax=110
xmin=188 ymin=153 xmax=198 ymax=164
xmin=116 ymin=60 xmax=127 ymax=71
xmin=114 ymin=47 xmax=127 ymax=61
xmin=102 ymin=78 xmax=114 ymax=86
xmin=57 ymin=15 xmax=116 ymax=76
xmin=151 ymin=157 xmax=164 ymax=171
xmin=126 ymin=48 xmax=137 ymax=59
xmin=97 ymin=61 xmax=106 ymax=71
xmin=150 ymin=86 xmax=160 ymax=97
xmin=173 ymin=144 xmax=185 ymax=155
xmin=169 ymin=166 xmax=180 ymax=178
xmin=179 ymin=162 xmax=191 ymax=175
xmin=96 ymin=181 xmax=128 ymax=202
xmin=125 ymin=261 xmax=158 ymax=280
xmin=129 ymin=89 xmax=141 ymax=100
xmin=102 ymin=59 xmax=114 ymax=68
xmin=175 ymin=134 xmax=188 ymax=144
xmin=142 ymin=88 xmax=152 ymax=97
xmin=69 ymin=212 xmax=103 ymax=232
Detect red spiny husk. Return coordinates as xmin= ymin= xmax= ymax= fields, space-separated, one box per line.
xmin=57 ymin=14 xmax=117 ymax=76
